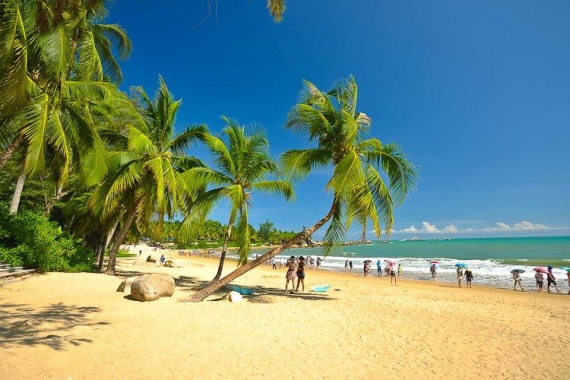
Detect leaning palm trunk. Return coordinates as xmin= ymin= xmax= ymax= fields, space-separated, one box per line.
xmin=105 ymin=206 xmax=138 ymax=275
xmin=0 ymin=135 xmax=23 ymax=172
xmin=212 ymin=214 xmax=235 ymax=281
xmin=9 ymin=169 xmax=26 ymax=214
xmin=184 ymin=199 xmax=339 ymax=302
xmin=98 ymin=221 xmax=119 ymax=271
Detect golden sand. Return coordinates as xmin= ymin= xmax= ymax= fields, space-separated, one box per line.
xmin=1 ymin=244 xmax=568 ymax=379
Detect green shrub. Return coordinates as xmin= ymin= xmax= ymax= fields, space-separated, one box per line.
xmin=0 ymin=203 xmax=95 ymax=273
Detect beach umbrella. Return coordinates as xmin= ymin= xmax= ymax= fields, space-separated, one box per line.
xmin=560 ymin=267 xmax=570 ymax=272
xmin=430 ymin=260 xmax=439 ymax=264
xmin=510 ymin=269 xmax=525 ymax=274
xmin=533 ymin=267 xmax=548 ymax=274
xmin=455 ymin=263 xmax=467 ymax=268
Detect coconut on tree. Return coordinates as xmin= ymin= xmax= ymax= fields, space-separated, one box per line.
xmin=187 ymin=75 xmax=418 ymax=302
xmin=178 ymin=117 xmax=293 ymax=282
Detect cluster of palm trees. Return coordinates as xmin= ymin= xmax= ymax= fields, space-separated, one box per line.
xmin=1 ymin=1 xmax=418 ymax=302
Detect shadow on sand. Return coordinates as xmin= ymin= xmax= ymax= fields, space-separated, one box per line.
xmin=0 ymin=302 xmax=105 ymax=350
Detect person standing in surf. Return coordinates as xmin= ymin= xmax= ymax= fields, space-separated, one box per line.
xmin=456 ymin=266 xmax=464 ymax=288
xmin=535 ymin=271 xmax=544 ymax=292
xmin=430 ymin=263 xmax=437 ymax=280
xmin=513 ymin=271 xmax=524 ymax=291
xmin=546 ymin=266 xmax=560 ymax=293
xmin=464 ymin=269 xmax=473 ymax=288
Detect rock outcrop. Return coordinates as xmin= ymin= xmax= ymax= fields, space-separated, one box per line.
xmin=130 ymin=274 xmax=175 ymax=302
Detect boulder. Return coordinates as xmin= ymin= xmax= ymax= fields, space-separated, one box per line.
xmin=163 ymin=260 xmax=181 ymax=268
xmin=146 ymin=255 xmax=156 ymax=263
xmin=130 ymin=274 xmax=175 ymax=302
xmin=116 ymin=276 xmax=137 ymax=292
xmin=227 ymin=291 xmax=243 ymax=303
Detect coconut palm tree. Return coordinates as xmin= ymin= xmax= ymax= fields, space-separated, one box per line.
xmin=89 ymin=76 xmax=207 ymax=274
xmin=186 ymin=76 xmax=418 ymax=302
xmin=179 ymin=117 xmax=294 ymax=281
xmin=0 ymin=0 xmax=131 ymax=213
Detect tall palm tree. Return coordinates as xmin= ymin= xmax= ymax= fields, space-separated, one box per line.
xmin=187 ymin=76 xmax=418 ymax=302
xmin=179 ymin=117 xmax=293 ymax=282
xmin=0 ymin=0 xmax=131 ymax=213
xmin=89 ymin=76 xmax=206 ymax=274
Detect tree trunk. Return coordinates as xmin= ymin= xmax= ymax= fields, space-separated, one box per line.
xmin=184 ymin=198 xmax=340 ymax=302
xmin=212 ymin=212 xmax=236 ymax=281
xmin=9 ymin=169 xmax=26 ymax=214
xmin=0 ymin=134 xmax=23 ymax=172
xmin=105 ymin=207 xmax=138 ymax=275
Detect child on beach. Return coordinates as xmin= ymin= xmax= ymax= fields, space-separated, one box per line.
xmin=397 ymin=264 xmax=402 ymax=277
xmin=513 ymin=271 xmax=524 ymax=291
xmin=456 ymin=267 xmax=463 ymax=288
xmin=390 ymin=268 xmax=397 ymax=286
xmin=464 ymin=269 xmax=473 ymax=288
xmin=535 ymin=271 xmax=544 ymax=292
xmin=285 ymin=256 xmax=297 ymax=292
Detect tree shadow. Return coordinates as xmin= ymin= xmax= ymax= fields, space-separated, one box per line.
xmin=0 ymin=302 xmax=105 ymax=350
xmin=200 ymin=284 xmax=337 ymax=302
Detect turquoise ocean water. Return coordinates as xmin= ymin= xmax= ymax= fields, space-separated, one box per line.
xmin=261 ymin=236 xmax=570 ymax=290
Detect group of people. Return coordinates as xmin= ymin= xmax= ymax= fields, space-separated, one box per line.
xmin=514 ymin=266 xmax=568 ymax=293
xmin=455 ymin=266 xmax=474 ymax=288
xmin=284 ymin=256 xmax=306 ymax=293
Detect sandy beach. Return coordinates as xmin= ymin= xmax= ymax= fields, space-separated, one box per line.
xmin=1 ymin=243 xmax=568 ymax=380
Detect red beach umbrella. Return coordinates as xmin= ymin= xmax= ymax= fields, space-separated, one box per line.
xmin=533 ymin=267 xmax=548 ymax=274
xmin=430 ymin=260 xmax=439 ymax=264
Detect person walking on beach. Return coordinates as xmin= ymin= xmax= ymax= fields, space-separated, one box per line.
xmin=316 ymin=257 xmax=322 ymax=267
xmin=363 ymin=261 xmax=371 ymax=277
xmin=159 ymin=254 xmax=166 ymax=266
xmin=566 ymin=271 xmax=570 ymax=295
xmin=464 ymin=269 xmax=473 ymax=288
xmin=513 ymin=271 xmax=524 ymax=291
xmin=295 ymin=256 xmax=306 ymax=292
xmin=430 ymin=263 xmax=437 ymax=280
xmin=535 ymin=271 xmax=544 ymax=292
xmin=377 ymin=260 xmax=382 ymax=276
xmin=390 ymin=268 xmax=397 ymax=286
xmin=546 ymin=266 xmax=560 ymax=293
xmin=349 ymin=260 xmax=353 ymax=272
xmin=271 ymin=258 xmax=277 ymax=269
xmin=456 ymin=267 xmax=463 ymax=288
xmin=285 ymin=256 xmax=297 ymax=292
xmin=345 ymin=260 xmax=349 ymax=271
xmin=397 ymin=264 xmax=403 ymax=277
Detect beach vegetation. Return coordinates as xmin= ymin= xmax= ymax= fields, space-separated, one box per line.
xmin=87 ymin=76 xmax=207 ymax=274
xmin=0 ymin=0 xmax=132 ymax=213
xmin=187 ymin=76 xmax=418 ymax=301
xmin=0 ymin=202 xmax=95 ymax=272
xmin=177 ymin=117 xmax=293 ymax=281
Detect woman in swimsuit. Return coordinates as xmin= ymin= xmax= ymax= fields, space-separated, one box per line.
xmin=285 ymin=256 xmax=297 ymax=292
xmin=295 ymin=256 xmax=306 ymax=292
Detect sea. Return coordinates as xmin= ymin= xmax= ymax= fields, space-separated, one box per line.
xmin=258 ymin=236 xmax=570 ymax=290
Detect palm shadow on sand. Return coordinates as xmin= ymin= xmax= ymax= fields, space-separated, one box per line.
xmin=0 ymin=302 xmax=105 ymax=350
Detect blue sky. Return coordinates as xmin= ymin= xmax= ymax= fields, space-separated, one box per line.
xmin=107 ymin=0 xmax=570 ymax=239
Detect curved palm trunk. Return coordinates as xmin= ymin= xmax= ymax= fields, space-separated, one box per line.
xmin=105 ymin=205 xmax=138 ymax=275
xmin=212 ymin=212 xmax=236 ymax=281
xmin=184 ymin=198 xmax=340 ymax=302
xmin=0 ymin=134 xmax=23 ymax=172
xmin=9 ymin=169 xmax=26 ymax=214
xmin=98 ymin=221 xmax=118 ymax=271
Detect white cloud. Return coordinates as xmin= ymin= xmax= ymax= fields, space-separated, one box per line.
xmin=396 ymin=220 xmax=559 ymax=235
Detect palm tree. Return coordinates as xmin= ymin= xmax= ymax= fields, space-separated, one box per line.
xmin=89 ymin=76 xmax=207 ymax=274
xmin=186 ymin=76 xmax=418 ymax=302
xmin=179 ymin=117 xmax=293 ymax=281
xmin=0 ymin=0 xmax=131 ymax=213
